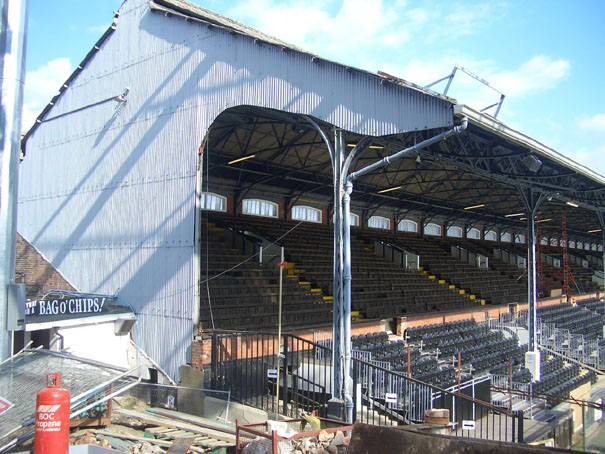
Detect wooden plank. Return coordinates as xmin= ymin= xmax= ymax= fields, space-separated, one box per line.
xmin=114 ymin=408 xmax=237 ymax=444
xmin=168 ymin=430 xmax=193 ymax=438
xmin=148 ymin=408 xmax=242 ymax=437
xmin=166 ymin=436 xmax=195 ymax=454
xmin=145 ymin=427 xmax=174 ymax=435
xmin=197 ymin=439 xmax=226 ymax=448
xmin=90 ymin=430 xmax=209 ymax=453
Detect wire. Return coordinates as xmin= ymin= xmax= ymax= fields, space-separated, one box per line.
xmin=199 ymin=219 xmax=303 ymax=285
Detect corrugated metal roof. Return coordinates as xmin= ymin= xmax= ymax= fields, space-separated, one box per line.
xmin=149 ymin=0 xmax=456 ymax=105
xmin=151 ymin=0 xmax=309 ymax=53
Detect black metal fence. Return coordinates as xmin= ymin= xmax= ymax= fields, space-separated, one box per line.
xmin=208 ymin=330 xmax=524 ymax=443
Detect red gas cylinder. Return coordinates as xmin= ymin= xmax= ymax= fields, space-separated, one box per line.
xmin=34 ymin=373 xmax=70 ymax=454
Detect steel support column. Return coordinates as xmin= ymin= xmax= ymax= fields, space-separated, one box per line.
xmin=519 ymin=187 xmax=549 ymax=381
xmin=332 ymin=130 xmax=345 ymax=404
xmin=0 ymin=0 xmax=28 ymax=360
xmin=597 ymin=211 xmax=605 ymax=293
xmin=308 ymin=116 xmax=467 ymax=421
xmin=340 ymin=120 xmax=467 ymax=422
xmin=527 ymin=206 xmax=538 ymax=350
xmin=303 ymin=116 xmax=346 ymax=414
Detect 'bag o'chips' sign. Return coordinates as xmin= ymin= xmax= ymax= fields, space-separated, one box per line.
xmin=26 ymin=296 xmax=116 ymax=318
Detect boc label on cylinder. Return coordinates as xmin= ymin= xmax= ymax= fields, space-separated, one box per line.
xmin=36 ymin=405 xmax=63 ymax=432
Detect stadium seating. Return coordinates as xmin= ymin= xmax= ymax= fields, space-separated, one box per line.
xmin=207 ymin=214 xmax=476 ymax=321
xmin=200 ymin=219 xmax=332 ymax=330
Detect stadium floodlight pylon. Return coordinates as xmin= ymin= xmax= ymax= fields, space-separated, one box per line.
xmin=537 ymin=211 xmax=578 ymax=301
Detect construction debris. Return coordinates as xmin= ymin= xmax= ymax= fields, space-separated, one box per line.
xmin=241 ymin=430 xmax=350 ymax=454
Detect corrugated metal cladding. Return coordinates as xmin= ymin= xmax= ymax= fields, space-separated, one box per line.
xmin=18 ymin=0 xmax=453 ymax=379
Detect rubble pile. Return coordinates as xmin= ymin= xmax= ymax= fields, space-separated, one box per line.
xmin=70 ymin=430 xmax=164 ymax=453
xmin=242 ymin=429 xmax=350 ymax=454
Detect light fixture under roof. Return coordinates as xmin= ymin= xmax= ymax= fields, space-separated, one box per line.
xmin=347 ymin=143 xmax=384 ymax=149
xmin=522 ymin=155 xmax=542 ymax=173
xmin=377 ymin=186 xmax=402 ymax=194
xmin=535 ymin=218 xmax=552 ymax=223
xmin=228 ymin=154 xmax=256 ymax=165
xmin=587 ymin=229 xmax=602 ymax=233
xmin=505 ymin=212 xmax=524 ymax=218
xmin=566 ymin=201 xmax=579 ymax=208
xmin=464 ymin=204 xmax=485 ymax=210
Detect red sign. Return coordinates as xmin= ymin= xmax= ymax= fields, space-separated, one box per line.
xmin=0 ymin=397 xmax=13 ymax=415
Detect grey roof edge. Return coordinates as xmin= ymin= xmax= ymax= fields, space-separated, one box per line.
xmin=150 ymin=0 xmax=457 ymax=104
xmin=21 ymin=0 xmax=457 ymax=158
xmin=21 ymin=11 xmax=120 ymax=154
xmin=455 ymin=104 xmax=605 ymax=187
xmin=150 ymin=0 xmax=310 ymax=53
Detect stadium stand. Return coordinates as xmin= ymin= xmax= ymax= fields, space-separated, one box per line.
xmin=207 ymin=213 xmax=478 ymax=321
xmin=200 ymin=219 xmax=333 ymax=330
xmin=356 ymin=232 xmax=527 ymax=305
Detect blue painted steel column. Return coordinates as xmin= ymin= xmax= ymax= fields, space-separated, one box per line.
xmin=520 ymin=187 xmax=550 ymax=381
xmin=342 ymin=177 xmax=354 ymax=423
xmin=599 ymin=212 xmax=605 ymax=295
xmin=526 ymin=208 xmax=538 ymax=351
xmin=341 ymin=120 xmax=467 ymax=421
xmin=302 ymin=116 xmax=344 ymax=409
xmin=332 ymin=130 xmax=345 ymax=403
xmin=0 ymin=0 xmax=28 ymax=360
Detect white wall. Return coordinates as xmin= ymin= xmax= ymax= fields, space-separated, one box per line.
xmin=59 ymin=322 xmax=131 ymax=369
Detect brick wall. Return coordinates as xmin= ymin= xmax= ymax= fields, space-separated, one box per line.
xmin=191 ymin=334 xmax=213 ymax=369
xmin=15 ymin=233 xmax=77 ymax=298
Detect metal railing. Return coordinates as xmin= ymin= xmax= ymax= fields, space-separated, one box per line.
xmin=490 ymin=374 xmax=535 ymax=414
xmin=209 ymin=330 xmax=524 ymax=443
xmin=210 ymin=330 xmax=332 ymax=418
xmin=507 ymin=311 xmax=605 ymax=371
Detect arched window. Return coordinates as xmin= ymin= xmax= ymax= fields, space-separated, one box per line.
xmin=560 ymin=239 xmax=567 ymax=248
xmin=576 ymin=242 xmax=583 ymax=250
xmin=500 ymin=232 xmax=512 ymax=243
xmin=515 ymin=234 xmax=526 ymax=244
xmin=242 ymin=199 xmax=278 ymax=218
xmin=484 ymin=230 xmax=497 ymax=241
xmin=540 ymin=237 xmax=548 ymax=246
xmin=292 ymin=205 xmax=321 ymax=223
xmin=424 ymin=223 xmax=442 ymax=236
xmin=550 ymin=237 xmax=558 ymax=247
xmin=591 ymin=243 xmax=597 ymax=251
xmin=398 ymin=219 xmax=418 ymax=233
xmin=368 ymin=215 xmax=390 ymax=230
xmin=467 ymin=228 xmax=481 ymax=240
xmin=599 ymin=245 xmax=603 ymax=252
xmin=201 ymin=192 xmax=227 ymax=212
xmin=446 ymin=226 xmax=463 ymax=238
xmin=332 ymin=212 xmax=360 ymax=226
xmin=569 ymin=240 xmax=576 ymax=249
